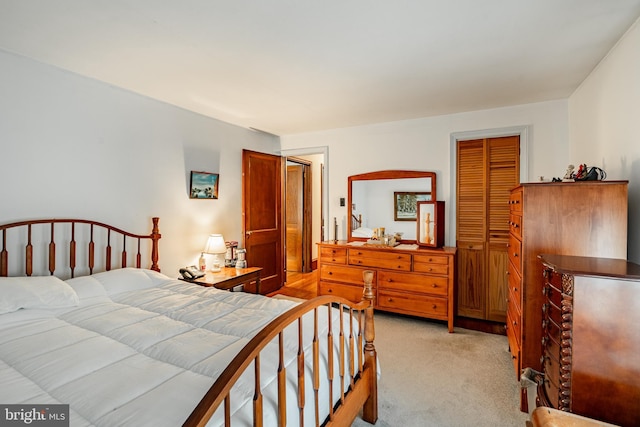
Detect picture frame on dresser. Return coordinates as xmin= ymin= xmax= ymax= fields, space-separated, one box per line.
xmin=416 ymin=201 xmax=445 ymax=248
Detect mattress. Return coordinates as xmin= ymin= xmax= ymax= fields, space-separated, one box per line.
xmin=0 ymin=268 xmax=360 ymax=426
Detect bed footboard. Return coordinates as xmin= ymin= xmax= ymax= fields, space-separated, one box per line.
xmin=184 ymin=270 xmax=378 ymax=427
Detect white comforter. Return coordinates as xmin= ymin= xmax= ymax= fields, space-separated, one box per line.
xmin=0 ymin=269 xmax=359 ymax=426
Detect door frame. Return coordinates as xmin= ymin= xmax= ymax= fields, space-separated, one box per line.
xmin=279 ymin=146 xmax=329 ymax=260
xmin=449 ymin=125 xmax=529 ymax=247
xmin=286 ymin=157 xmax=313 ymax=273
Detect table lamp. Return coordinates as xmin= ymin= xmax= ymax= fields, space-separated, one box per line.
xmin=202 ymin=234 xmax=227 ymax=272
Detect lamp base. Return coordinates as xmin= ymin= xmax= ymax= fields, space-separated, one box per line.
xmin=209 ymin=255 xmax=222 ymax=272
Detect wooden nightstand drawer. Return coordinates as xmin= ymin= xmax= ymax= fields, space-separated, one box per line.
xmin=320 ymin=246 xmax=347 ymax=264
xmin=378 ymin=290 xmax=447 ymax=317
xmin=378 ymin=270 xmax=448 ymax=296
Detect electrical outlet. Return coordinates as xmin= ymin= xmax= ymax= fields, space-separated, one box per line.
xmin=340 ymin=197 xmax=345 ymax=206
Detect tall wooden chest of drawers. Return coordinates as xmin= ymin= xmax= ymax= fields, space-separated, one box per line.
xmin=506 ymin=182 xmax=628 ymax=386
xmin=538 ymin=254 xmax=640 ymax=427
xmin=318 ymin=241 xmax=456 ymax=332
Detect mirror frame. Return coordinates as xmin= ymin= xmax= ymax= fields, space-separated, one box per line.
xmin=347 ymin=170 xmax=437 ymax=243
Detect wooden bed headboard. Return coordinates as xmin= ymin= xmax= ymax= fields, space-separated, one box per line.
xmin=0 ymin=217 xmax=161 ymax=277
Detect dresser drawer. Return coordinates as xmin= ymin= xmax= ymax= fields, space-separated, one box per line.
xmin=413 ymin=261 xmax=449 ymax=275
xmin=507 ymin=259 xmax=522 ymax=307
xmin=543 ymin=299 xmax=562 ymax=325
xmin=320 ymin=264 xmax=372 ymax=286
xmin=506 ymin=311 xmax=521 ymax=379
xmin=413 ymin=254 xmax=449 ymax=265
xmin=542 ymin=279 xmax=563 ymax=309
xmin=509 ymin=214 xmax=522 ymax=239
xmin=506 ymin=293 xmax=522 ymax=347
xmin=509 ymin=188 xmax=522 ymax=213
xmin=543 ymin=367 xmax=561 ymax=409
xmin=320 ymin=246 xmax=347 ymax=264
xmin=318 ymin=281 xmax=364 ymax=303
xmin=542 ymin=316 xmax=562 ymax=349
xmin=348 ymin=249 xmax=411 ymax=271
xmin=378 ymin=290 xmax=447 ymax=318
xmin=378 ymin=270 xmax=448 ymax=296
xmin=507 ymin=233 xmax=522 ymax=271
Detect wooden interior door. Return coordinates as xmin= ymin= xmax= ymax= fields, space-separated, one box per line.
xmin=456 ymin=136 xmax=520 ymax=323
xmin=242 ymin=149 xmax=284 ymax=294
xmin=286 ymin=163 xmax=304 ymax=272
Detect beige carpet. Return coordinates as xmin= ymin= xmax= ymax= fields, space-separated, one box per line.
xmin=352 ymin=312 xmax=531 ymax=427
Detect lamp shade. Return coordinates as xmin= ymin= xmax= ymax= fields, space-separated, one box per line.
xmin=204 ymin=234 xmax=227 ymax=254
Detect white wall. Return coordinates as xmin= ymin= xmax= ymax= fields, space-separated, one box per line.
xmin=281 ymin=100 xmax=569 ymax=245
xmin=569 ymin=18 xmax=640 ymax=263
xmin=0 ymin=50 xmax=279 ymax=276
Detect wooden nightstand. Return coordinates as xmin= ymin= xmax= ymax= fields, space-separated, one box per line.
xmin=181 ymin=266 xmax=263 ymax=293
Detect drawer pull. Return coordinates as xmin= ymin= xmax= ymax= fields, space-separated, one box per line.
xmin=328 ymin=289 xmax=333 ymax=293
xmin=328 ymin=272 xmax=333 ymax=275
xmin=387 ymin=298 xmax=394 ymax=302
xmin=432 ymin=304 xmax=437 ymax=309
xmin=431 ymin=283 xmax=438 ymax=288
xmin=386 ymin=278 xmax=394 ymax=283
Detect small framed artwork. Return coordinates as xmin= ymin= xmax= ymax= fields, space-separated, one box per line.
xmin=394 ymin=192 xmax=432 ymax=221
xmin=189 ymin=171 xmax=219 ymax=199
xmin=417 ymin=201 xmax=445 ymax=247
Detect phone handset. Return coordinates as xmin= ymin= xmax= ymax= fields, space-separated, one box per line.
xmin=180 ymin=265 xmax=205 ymax=280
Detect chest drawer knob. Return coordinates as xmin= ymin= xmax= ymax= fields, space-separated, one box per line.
xmin=386 ymin=278 xmax=394 ymax=282
xmin=431 ymin=283 xmax=438 ymax=288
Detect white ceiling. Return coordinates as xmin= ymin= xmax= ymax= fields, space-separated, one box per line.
xmin=1 ymin=1 xmax=640 ymax=135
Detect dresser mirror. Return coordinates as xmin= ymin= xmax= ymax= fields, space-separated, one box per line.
xmin=348 ymin=170 xmax=437 ymax=242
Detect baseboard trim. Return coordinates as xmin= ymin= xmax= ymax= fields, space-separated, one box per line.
xmin=455 ymin=316 xmax=506 ymax=335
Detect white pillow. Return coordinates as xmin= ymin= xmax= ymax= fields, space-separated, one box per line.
xmin=0 ymin=276 xmax=80 ymax=314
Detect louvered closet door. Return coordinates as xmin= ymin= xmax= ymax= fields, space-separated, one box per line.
xmin=486 ymin=137 xmax=519 ymax=322
xmin=457 ymin=136 xmax=519 ymax=322
xmin=457 ymin=139 xmax=486 ymax=319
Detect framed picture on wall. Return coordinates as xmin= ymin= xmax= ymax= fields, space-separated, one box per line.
xmin=189 ymin=171 xmax=219 ymax=199
xmin=394 ymin=191 xmax=431 ymax=221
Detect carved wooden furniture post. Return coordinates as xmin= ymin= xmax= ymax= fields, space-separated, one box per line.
xmin=362 ymin=269 xmax=378 ymax=423
xmin=151 ymin=217 xmax=161 ymax=272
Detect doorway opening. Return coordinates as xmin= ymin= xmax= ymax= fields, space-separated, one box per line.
xmin=280 ymin=147 xmax=328 ymax=284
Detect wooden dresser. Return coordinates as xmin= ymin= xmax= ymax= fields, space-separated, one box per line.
xmin=317 ymin=241 xmax=456 ymax=332
xmin=506 ymin=182 xmax=628 ymax=387
xmin=537 ymin=254 xmax=640 ymax=427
